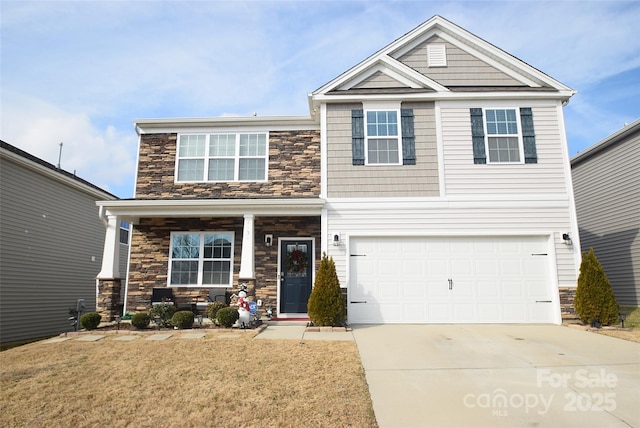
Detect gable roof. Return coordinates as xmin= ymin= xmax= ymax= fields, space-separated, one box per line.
xmin=0 ymin=140 xmax=118 ymax=200
xmin=309 ymin=15 xmax=575 ymax=107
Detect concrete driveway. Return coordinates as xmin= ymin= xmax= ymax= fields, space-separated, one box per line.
xmin=352 ymin=324 xmax=640 ymax=428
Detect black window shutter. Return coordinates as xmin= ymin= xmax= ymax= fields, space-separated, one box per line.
xmin=401 ymin=109 xmax=416 ymax=165
xmin=351 ymin=109 xmax=365 ymax=166
xmin=520 ymin=107 xmax=537 ymax=164
xmin=470 ymin=108 xmax=486 ymax=164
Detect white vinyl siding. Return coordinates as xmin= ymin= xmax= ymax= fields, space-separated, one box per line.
xmin=441 ymin=105 xmax=568 ymax=196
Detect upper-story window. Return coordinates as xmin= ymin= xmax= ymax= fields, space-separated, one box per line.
xmin=485 ymin=109 xmax=522 ymax=163
xmin=471 ymin=107 xmax=537 ymax=165
xmin=365 ymin=110 xmax=401 ymax=165
xmin=176 ymin=133 xmax=268 ymax=182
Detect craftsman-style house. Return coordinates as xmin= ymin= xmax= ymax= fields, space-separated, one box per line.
xmin=96 ymin=16 xmax=580 ymax=324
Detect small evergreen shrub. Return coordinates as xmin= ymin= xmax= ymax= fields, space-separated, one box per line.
xmin=171 ymin=310 xmax=195 ymax=329
xmin=80 ymin=312 xmax=102 ymax=330
xmin=216 ymin=306 xmax=239 ymax=328
xmin=149 ymin=302 xmax=177 ymax=327
xmin=575 ymin=247 xmax=619 ymax=326
xmin=131 ymin=312 xmax=151 ymax=329
xmin=307 ymin=252 xmax=345 ymax=326
xmin=207 ymin=301 xmax=228 ymax=320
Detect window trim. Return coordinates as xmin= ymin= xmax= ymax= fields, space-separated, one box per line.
xmin=483 ymin=108 xmax=525 ymax=164
xmin=119 ymin=221 xmax=130 ymax=245
xmin=168 ymin=231 xmax=235 ymax=288
xmin=364 ymin=108 xmax=403 ymax=166
xmin=175 ymin=132 xmax=269 ymax=183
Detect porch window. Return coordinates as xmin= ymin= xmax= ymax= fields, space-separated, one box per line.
xmin=176 ymin=133 xmax=268 ymax=182
xmin=168 ymin=232 xmax=234 ymax=287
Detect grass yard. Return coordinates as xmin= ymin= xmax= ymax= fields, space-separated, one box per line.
xmin=593 ymin=306 xmax=640 ymax=343
xmin=0 ymin=330 xmax=377 ymax=427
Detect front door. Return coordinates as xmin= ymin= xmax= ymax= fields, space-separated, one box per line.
xmin=280 ymin=239 xmax=313 ymax=314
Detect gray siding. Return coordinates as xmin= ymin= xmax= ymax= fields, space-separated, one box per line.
xmin=394 ymin=36 xmax=524 ymax=87
xmin=0 ymin=156 xmax=113 ymax=343
xmin=571 ymin=127 xmax=640 ymax=306
xmin=326 ymin=102 xmax=439 ymax=197
xmin=353 ymin=71 xmax=408 ymax=89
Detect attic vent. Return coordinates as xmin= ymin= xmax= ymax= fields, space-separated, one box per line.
xmin=427 ymin=44 xmax=447 ymax=67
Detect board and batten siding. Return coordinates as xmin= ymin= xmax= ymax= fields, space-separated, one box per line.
xmin=441 ymin=105 xmax=570 ymax=196
xmin=0 ymin=157 xmax=110 ymax=343
xmin=325 ymin=199 xmax=577 ymax=293
xmin=572 ymin=127 xmax=640 ymax=306
xmin=326 ymin=102 xmax=439 ymax=197
xmin=394 ymin=36 xmax=527 ymax=87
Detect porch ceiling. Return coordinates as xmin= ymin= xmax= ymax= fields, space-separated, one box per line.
xmin=96 ymin=198 xmax=325 ymax=224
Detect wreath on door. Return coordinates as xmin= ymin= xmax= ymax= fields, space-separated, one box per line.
xmin=286 ymin=249 xmax=308 ymax=273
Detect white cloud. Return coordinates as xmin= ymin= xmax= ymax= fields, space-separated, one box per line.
xmin=1 ymin=92 xmax=137 ymax=197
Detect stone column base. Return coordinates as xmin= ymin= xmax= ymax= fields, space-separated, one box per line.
xmin=559 ymin=287 xmax=578 ymax=322
xmin=97 ymin=278 xmax=122 ymax=322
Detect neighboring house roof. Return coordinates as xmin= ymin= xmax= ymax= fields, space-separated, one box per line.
xmin=0 ymin=140 xmax=118 ymax=200
xmin=309 ymin=15 xmax=575 ymax=109
xmin=570 ymin=118 xmax=640 ymax=166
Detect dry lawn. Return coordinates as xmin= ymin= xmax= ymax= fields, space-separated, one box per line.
xmin=0 ymin=330 xmax=377 ymax=427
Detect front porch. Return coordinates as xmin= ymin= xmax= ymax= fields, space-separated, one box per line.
xmin=96 ymin=198 xmax=324 ymax=321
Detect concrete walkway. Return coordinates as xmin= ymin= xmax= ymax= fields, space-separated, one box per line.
xmin=255 ymin=322 xmax=354 ymax=341
xmin=352 ymin=324 xmax=640 ymax=428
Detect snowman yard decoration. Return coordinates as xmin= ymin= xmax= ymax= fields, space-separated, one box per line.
xmin=234 ymin=284 xmax=251 ymax=329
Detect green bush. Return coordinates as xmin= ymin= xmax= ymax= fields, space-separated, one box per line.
xmin=149 ymin=302 xmax=177 ymax=327
xmin=575 ymin=247 xmax=619 ymax=326
xmin=80 ymin=312 xmax=102 ymax=330
xmin=171 ymin=310 xmax=195 ymax=329
xmin=131 ymin=312 xmax=151 ymax=329
xmin=216 ymin=306 xmax=239 ymax=328
xmin=307 ymin=252 xmax=345 ymax=326
xmin=207 ymin=301 xmax=228 ymax=320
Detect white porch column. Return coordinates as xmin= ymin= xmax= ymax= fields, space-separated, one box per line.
xmin=97 ymin=213 xmax=121 ymax=279
xmin=238 ymin=214 xmax=255 ymax=279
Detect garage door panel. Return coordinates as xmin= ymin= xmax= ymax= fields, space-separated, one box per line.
xmin=349 ymin=236 xmax=554 ymax=324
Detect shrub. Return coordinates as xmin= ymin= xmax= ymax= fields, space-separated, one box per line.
xmin=307 ymin=252 xmax=345 ymax=326
xmin=80 ymin=312 xmax=102 ymax=330
xmin=149 ymin=302 xmax=176 ymax=327
xmin=131 ymin=312 xmax=151 ymax=329
xmin=217 ymin=306 xmax=239 ymax=328
xmin=207 ymin=301 xmax=228 ymax=320
xmin=575 ymin=247 xmax=619 ymax=326
xmin=171 ymin=310 xmax=195 ymax=329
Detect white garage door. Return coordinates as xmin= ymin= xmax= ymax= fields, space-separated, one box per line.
xmin=349 ymin=236 xmax=555 ymax=323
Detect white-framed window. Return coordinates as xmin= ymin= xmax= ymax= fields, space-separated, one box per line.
xmin=176 ymin=133 xmax=268 ymax=182
xmin=484 ymin=108 xmax=523 ymax=163
xmin=119 ymin=221 xmax=130 ymax=245
xmin=365 ymin=110 xmax=401 ymax=165
xmin=168 ymin=232 xmax=234 ymax=287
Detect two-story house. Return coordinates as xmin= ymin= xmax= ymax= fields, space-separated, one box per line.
xmin=96 ymin=16 xmax=581 ymax=324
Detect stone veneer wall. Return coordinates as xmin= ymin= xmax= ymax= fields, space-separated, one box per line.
xmin=97 ymin=279 xmax=121 ymax=321
xmin=558 ymin=286 xmax=578 ymax=322
xmin=126 ymin=216 xmax=321 ymax=312
xmin=135 ymin=131 xmax=321 ymax=198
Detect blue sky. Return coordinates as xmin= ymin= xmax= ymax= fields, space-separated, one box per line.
xmin=2 ymin=0 xmax=639 ymax=198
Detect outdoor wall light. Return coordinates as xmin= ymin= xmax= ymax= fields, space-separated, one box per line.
xmin=619 ymin=312 xmax=627 ymax=328
xmin=562 ymin=233 xmax=572 ymax=245
xmin=333 ymin=233 xmax=341 ymax=246
xmin=265 ymin=234 xmax=273 ymax=247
